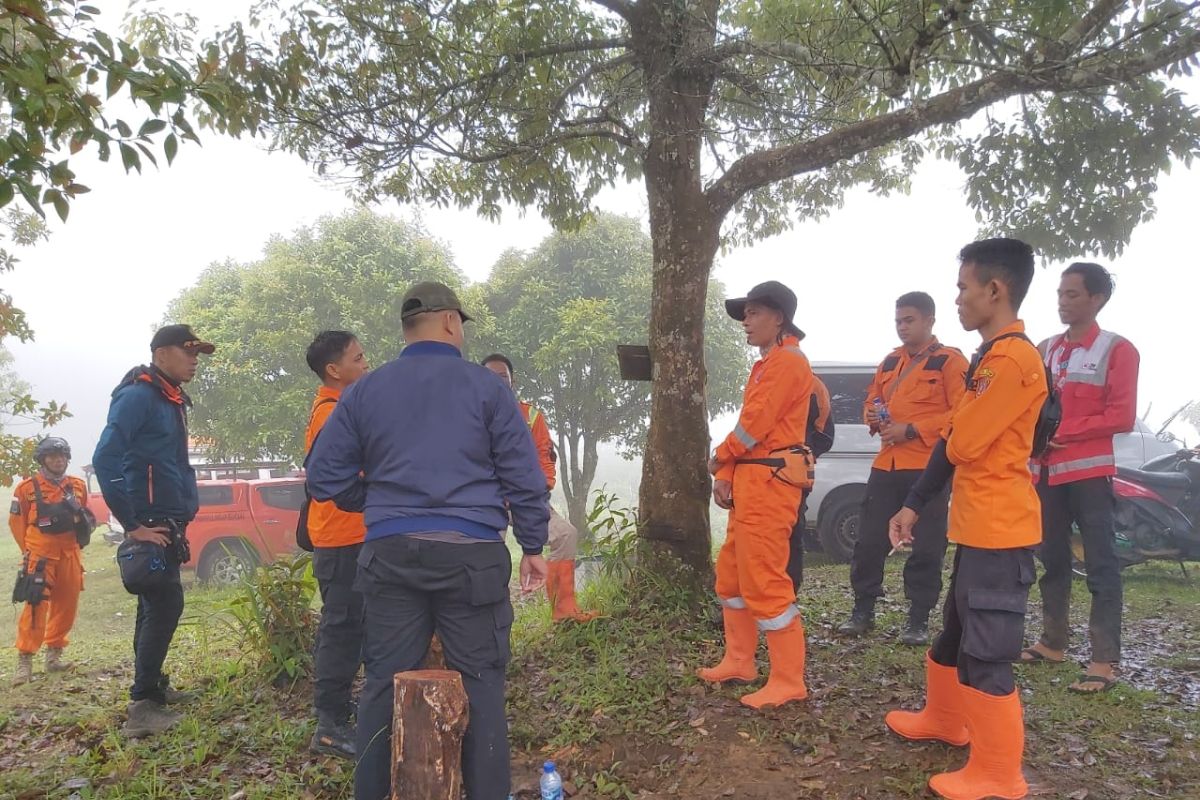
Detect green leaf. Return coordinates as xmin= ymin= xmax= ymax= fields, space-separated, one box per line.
xmin=119 ymin=143 xmax=141 ymax=174
xmin=138 ymin=119 xmax=167 ymax=137
xmin=164 ymin=132 xmax=178 ymax=165
xmin=105 ymin=68 xmax=126 ymax=99
xmin=0 ymin=182 xmax=12 ymax=207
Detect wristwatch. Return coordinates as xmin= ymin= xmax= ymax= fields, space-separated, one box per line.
xmin=905 ymin=424 xmax=917 ymax=441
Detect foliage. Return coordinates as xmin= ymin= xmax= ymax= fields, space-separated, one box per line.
xmin=1186 ymin=401 xmax=1200 ymax=437
xmin=580 ymin=487 xmax=641 ymax=581
xmin=171 ymin=209 xmax=464 ymax=463
xmin=224 ymin=553 xmax=319 ymax=684
xmin=0 ymin=0 xmax=239 ymax=222
xmin=203 ymin=0 xmax=1200 ymax=572
xmin=474 ymin=213 xmax=749 ymax=525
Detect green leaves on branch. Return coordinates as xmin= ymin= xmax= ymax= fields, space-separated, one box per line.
xmin=0 ymin=1 xmax=241 ymax=221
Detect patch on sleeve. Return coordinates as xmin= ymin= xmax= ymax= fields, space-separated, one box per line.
xmin=972 ymin=367 xmax=995 ymax=395
xmin=10 ymin=499 xmax=20 ymax=515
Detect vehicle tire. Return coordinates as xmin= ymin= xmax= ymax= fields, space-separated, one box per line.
xmin=197 ymin=539 xmax=259 ymax=585
xmin=818 ymin=491 xmax=865 ymax=563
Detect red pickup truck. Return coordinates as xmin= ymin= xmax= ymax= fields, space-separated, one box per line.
xmin=84 ymin=470 xmax=305 ymax=584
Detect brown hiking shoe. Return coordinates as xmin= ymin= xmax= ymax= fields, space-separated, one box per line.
xmin=13 ymin=653 xmax=33 ymax=686
xmin=45 ymin=647 xmax=74 ymax=673
xmin=123 ymin=699 xmax=182 ymax=739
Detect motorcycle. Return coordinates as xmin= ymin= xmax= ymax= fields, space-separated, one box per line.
xmin=1101 ymin=447 xmax=1200 ymax=574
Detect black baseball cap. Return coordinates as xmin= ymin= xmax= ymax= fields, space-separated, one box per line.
xmin=151 ymin=324 xmax=216 ymax=354
xmin=400 ymin=281 xmax=473 ymax=322
xmin=725 ymin=281 xmax=805 ymax=340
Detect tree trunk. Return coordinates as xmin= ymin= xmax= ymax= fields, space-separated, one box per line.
xmin=633 ymin=4 xmax=723 ymax=580
xmin=391 ymin=669 xmax=469 ymax=800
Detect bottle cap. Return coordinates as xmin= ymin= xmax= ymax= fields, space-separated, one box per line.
xmin=543 ymin=761 xmax=556 ymax=773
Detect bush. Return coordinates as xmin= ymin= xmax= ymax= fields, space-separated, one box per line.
xmin=224 ymin=553 xmax=319 ymax=685
xmin=580 ymin=489 xmax=639 ymax=580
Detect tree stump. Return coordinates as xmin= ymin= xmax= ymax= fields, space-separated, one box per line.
xmin=391 ymin=669 xmax=469 ymax=800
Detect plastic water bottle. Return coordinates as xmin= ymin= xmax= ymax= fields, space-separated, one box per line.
xmin=874 ymin=397 xmax=891 ymax=426
xmin=540 ymin=761 xmax=564 ymax=800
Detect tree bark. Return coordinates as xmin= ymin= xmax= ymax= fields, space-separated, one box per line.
xmin=633 ymin=2 xmax=723 ymax=579
xmin=391 ymin=669 xmax=469 ymax=800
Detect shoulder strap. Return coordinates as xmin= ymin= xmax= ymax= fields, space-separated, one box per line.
xmin=525 ymin=406 xmax=539 ymax=429
xmin=966 ymin=332 xmax=1032 ymax=387
xmin=304 ymin=397 xmax=338 ymax=464
xmin=31 ymin=478 xmax=45 ymax=514
xmin=884 ymin=341 xmax=941 ymax=402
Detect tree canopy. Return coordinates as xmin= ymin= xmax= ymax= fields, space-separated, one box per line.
xmin=204 ymin=0 xmax=1200 ymax=571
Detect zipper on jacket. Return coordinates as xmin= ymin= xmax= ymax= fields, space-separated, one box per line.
xmin=147 ymin=464 xmax=154 ymax=505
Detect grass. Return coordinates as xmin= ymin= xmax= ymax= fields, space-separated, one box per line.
xmin=1 ymin=531 xmax=1198 ymax=799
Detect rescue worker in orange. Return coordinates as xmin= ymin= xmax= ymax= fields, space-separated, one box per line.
xmin=482 ymin=353 xmax=599 ymax=622
xmin=836 ymin=292 xmax=967 ymax=645
xmin=888 ymin=238 xmax=1047 ymax=800
xmin=10 ymin=437 xmax=94 ymax=685
xmin=303 ymin=330 xmax=370 ymax=758
xmin=700 ymin=281 xmax=814 ymax=709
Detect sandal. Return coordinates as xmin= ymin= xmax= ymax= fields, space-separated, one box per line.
xmin=1017 ymin=646 xmax=1064 ymax=664
xmin=1068 ymin=673 xmax=1118 ymax=694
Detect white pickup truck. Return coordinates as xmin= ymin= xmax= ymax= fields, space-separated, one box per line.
xmin=803 ymin=362 xmax=1182 ymax=562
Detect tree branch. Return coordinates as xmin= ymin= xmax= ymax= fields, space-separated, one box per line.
xmin=706 ymin=27 xmax=1200 ymax=217
xmin=590 ymin=0 xmax=634 ymax=21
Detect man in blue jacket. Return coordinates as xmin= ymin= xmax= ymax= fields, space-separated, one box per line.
xmin=93 ymin=324 xmax=213 ymax=739
xmin=308 ymin=282 xmax=549 ymax=800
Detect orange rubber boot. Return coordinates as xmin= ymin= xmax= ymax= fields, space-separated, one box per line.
xmin=547 ymin=561 xmax=601 ymax=623
xmin=697 ymin=606 xmax=758 ymax=684
xmin=886 ymin=652 xmax=969 ymax=747
xmin=928 ymin=685 xmax=1028 ymax=800
xmin=740 ymin=618 xmax=807 ymax=708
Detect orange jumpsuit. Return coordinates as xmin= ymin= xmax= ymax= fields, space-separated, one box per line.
xmin=714 ymin=336 xmax=813 ymax=627
xmin=519 ymin=401 xmax=577 ymax=561
xmin=10 ymin=474 xmax=88 ymax=654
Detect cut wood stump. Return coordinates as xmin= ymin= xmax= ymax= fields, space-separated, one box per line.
xmin=391 ymin=669 xmax=469 ymax=800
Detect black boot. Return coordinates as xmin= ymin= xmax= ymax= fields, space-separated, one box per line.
xmin=310 ymin=711 xmax=356 ymax=760
xmin=836 ymin=598 xmax=875 ymax=637
xmin=899 ymin=606 xmax=930 ymax=646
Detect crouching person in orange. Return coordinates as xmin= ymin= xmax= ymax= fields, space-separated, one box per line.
xmin=700 ymin=281 xmax=813 ymax=710
xmin=886 ymin=238 xmax=1047 ymax=800
xmin=482 ymin=353 xmax=599 ymax=622
xmin=10 ymin=438 xmax=93 ymax=685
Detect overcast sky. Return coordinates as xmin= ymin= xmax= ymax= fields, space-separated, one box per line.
xmin=4 ymin=1 xmax=1197 ymax=473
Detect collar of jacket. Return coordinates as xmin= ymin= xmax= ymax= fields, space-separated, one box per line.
xmin=985 ymin=320 xmax=1026 ymax=344
xmin=114 ymin=365 xmax=192 ymax=407
xmin=37 ymin=468 xmax=67 ymax=486
xmin=399 ymin=341 xmax=462 ymax=359
xmin=1060 ymin=321 xmax=1101 ymax=349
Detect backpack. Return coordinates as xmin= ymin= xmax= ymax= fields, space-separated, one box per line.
xmin=965 ymin=332 xmax=1061 ymax=458
xmin=296 ymin=397 xmax=337 ymax=552
xmin=807 ymin=377 xmax=835 ymax=459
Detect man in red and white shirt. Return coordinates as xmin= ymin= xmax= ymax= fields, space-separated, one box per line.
xmin=1021 ymin=263 xmax=1139 ymax=694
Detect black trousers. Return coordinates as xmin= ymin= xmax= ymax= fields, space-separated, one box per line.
xmin=849 ymin=468 xmax=949 ymax=614
xmin=131 ymin=559 xmax=184 ymax=704
xmin=1036 ymin=476 xmax=1122 ymax=663
xmin=930 ymin=545 xmax=1035 ymax=696
xmin=353 ymin=537 xmax=513 ymax=800
xmin=313 ymin=543 xmax=365 ymax=719
xmin=787 ymin=492 xmax=809 ymax=592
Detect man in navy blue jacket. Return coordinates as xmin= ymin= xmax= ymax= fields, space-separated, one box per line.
xmin=308 ymin=281 xmax=549 ymax=800
xmin=93 ymin=324 xmax=213 ymax=739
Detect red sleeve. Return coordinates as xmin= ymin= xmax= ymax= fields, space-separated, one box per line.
xmin=1054 ymin=340 xmax=1140 ymax=443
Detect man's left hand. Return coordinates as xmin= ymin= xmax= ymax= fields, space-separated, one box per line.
xmin=707 ymin=456 xmax=723 ymax=476
xmin=520 ymin=554 xmax=549 ymax=594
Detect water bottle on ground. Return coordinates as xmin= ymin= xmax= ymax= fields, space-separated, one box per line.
xmin=540 ymin=761 xmax=564 ymax=800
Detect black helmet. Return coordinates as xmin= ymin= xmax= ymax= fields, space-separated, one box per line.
xmin=34 ymin=437 xmax=71 ymax=464
xmin=725 ymin=281 xmax=806 ymax=341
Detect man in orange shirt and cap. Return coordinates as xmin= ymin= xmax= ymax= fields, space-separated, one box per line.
xmin=700 ymin=281 xmax=814 ymax=710
xmin=303 ymin=330 xmax=370 ymax=758
xmin=482 ymin=354 xmax=599 ymax=623
xmin=887 ymin=238 xmax=1047 ymax=800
